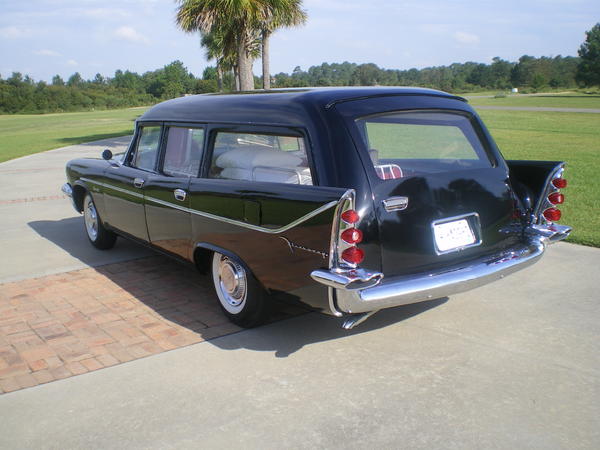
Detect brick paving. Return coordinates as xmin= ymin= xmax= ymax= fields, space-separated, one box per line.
xmin=0 ymin=256 xmax=305 ymax=394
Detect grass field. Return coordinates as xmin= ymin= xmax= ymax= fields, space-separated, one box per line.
xmin=0 ymin=107 xmax=147 ymax=163
xmin=0 ymin=102 xmax=597 ymax=247
xmin=476 ymin=109 xmax=599 ymax=247
xmin=468 ymin=94 xmax=600 ymax=109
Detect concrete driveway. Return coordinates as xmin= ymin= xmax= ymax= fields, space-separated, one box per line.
xmin=0 ymin=141 xmax=599 ymax=449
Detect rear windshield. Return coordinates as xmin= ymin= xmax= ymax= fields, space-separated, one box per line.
xmin=355 ymin=111 xmax=493 ymax=179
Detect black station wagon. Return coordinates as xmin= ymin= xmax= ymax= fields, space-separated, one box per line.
xmin=62 ymin=87 xmax=571 ymax=329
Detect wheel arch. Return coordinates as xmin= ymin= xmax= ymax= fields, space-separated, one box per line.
xmin=193 ymin=243 xmax=263 ymax=287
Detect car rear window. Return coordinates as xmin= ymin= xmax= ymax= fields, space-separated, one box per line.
xmin=355 ymin=111 xmax=493 ymax=179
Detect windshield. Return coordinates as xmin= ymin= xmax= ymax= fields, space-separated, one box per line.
xmin=355 ymin=111 xmax=493 ymax=180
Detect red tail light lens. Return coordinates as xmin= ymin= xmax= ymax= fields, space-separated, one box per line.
xmin=543 ymin=208 xmax=561 ymax=222
xmin=552 ymin=178 xmax=567 ymax=189
xmin=341 ymin=209 xmax=359 ymax=224
xmin=341 ymin=228 xmax=363 ymax=244
xmin=342 ymin=247 xmax=365 ymax=265
xmin=548 ymin=192 xmax=564 ymax=205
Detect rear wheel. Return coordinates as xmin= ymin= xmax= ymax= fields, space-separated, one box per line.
xmin=83 ymin=193 xmax=117 ymax=250
xmin=211 ymin=252 xmax=268 ymax=327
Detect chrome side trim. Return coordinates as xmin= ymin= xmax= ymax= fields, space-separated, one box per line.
xmin=81 ymin=177 xmax=144 ymax=199
xmin=79 ymin=177 xmax=339 ymax=235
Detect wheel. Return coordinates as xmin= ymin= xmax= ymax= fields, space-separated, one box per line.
xmin=211 ymin=252 xmax=269 ymax=327
xmin=83 ymin=193 xmax=117 ymax=250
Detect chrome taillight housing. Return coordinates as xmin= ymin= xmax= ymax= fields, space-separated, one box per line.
xmin=541 ymin=168 xmax=567 ymax=224
xmin=331 ymin=191 xmax=365 ymax=268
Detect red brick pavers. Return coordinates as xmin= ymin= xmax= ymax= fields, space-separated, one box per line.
xmin=0 ymin=256 xmax=304 ymax=394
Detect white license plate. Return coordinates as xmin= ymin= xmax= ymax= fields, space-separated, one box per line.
xmin=433 ymin=219 xmax=476 ymax=252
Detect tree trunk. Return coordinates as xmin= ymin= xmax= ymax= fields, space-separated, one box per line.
xmin=262 ymin=30 xmax=270 ymax=90
xmin=237 ymin=35 xmax=254 ymax=91
xmin=216 ymin=64 xmax=223 ymax=92
xmin=233 ymin=66 xmax=240 ymax=91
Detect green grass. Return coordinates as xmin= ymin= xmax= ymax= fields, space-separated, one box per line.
xmin=468 ymin=93 xmax=600 ymax=109
xmin=0 ymin=107 xmax=148 ymax=163
xmin=477 ymin=109 xmax=600 ymax=247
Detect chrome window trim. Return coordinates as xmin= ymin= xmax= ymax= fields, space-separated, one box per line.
xmin=80 ymin=178 xmax=339 ymax=235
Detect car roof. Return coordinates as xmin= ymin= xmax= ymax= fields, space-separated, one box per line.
xmin=139 ymin=87 xmax=467 ymax=126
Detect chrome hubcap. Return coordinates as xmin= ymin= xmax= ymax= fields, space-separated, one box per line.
xmin=84 ymin=197 xmax=98 ymax=241
xmin=213 ymin=255 xmax=247 ymax=312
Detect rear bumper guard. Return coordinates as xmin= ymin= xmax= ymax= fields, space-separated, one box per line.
xmin=311 ymin=224 xmax=570 ymax=315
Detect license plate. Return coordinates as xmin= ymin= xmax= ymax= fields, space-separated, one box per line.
xmin=433 ymin=219 xmax=476 ymax=253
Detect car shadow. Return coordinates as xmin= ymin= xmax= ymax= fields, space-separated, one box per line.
xmin=28 ymin=217 xmax=448 ymax=358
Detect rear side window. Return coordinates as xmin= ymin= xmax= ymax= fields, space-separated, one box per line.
xmin=163 ymin=127 xmax=204 ymax=177
xmin=209 ymin=131 xmax=312 ymax=185
xmin=132 ymin=126 xmax=161 ymax=172
xmin=356 ymin=112 xmax=492 ymax=179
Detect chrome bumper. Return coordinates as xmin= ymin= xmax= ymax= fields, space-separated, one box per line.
xmin=61 ymin=183 xmax=73 ymax=197
xmin=311 ymin=224 xmax=570 ymax=315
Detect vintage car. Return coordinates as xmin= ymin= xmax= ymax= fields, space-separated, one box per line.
xmin=61 ymin=87 xmax=570 ymax=329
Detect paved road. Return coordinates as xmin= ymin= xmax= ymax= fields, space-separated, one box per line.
xmin=1 ymin=141 xmax=599 ymax=449
xmin=0 ymin=137 xmax=152 ymax=283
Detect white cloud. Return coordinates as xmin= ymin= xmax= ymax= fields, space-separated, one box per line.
xmin=0 ymin=26 xmax=30 ymax=39
xmin=453 ymin=31 xmax=480 ymax=44
xmin=113 ymin=26 xmax=150 ymax=44
xmin=67 ymin=59 xmax=78 ymax=66
xmin=34 ymin=49 xmax=61 ymax=57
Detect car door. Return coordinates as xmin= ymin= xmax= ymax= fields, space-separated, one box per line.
xmin=144 ymin=125 xmax=205 ymax=259
xmin=102 ymin=124 xmax=161 ymax=241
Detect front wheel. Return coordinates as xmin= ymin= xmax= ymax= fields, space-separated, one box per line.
xmin=211 ymin=252 xmax=268 ymax=327
xmin=83 ymin=193 xmax=117 ymax=250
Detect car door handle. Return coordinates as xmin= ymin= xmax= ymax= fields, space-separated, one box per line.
xmin=133 ymin=178 xmax=144 ymax=188
xmin=174 ymin=189 xmax=186 ymax=201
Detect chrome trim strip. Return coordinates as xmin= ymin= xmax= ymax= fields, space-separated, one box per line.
xmin=79 ymin=177 xmax=340 ymax=235
xmin=81 ymin=177 xmax=144 ymax=199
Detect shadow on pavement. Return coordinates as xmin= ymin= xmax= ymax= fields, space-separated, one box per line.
xmin=27 ymin=217 xmax=448 ymax=359
xmin=28 ymin=217 xmax=152 ymax=266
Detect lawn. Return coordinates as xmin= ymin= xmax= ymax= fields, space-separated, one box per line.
xmin=0 ymin=107 xmax=147 ymax=163
xmin=467 ymin=93 xmax=600 ymax=109
xmin=476 ymin=109 xmax=600 ymax=247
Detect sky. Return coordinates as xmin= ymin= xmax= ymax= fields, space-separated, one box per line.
xmin=1 ymin=0 xmax=599 ymax=82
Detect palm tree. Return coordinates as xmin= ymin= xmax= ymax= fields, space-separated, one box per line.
xmin=176 ymin=0 xmax=271 ymax=91
xmin=260 ymin=0 xmax=307 ymax=89
xmin=200 ymin=30 xmax=235 ymax=91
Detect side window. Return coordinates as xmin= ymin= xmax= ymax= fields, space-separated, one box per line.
xmin=132 ymin=126 xmax=161 ymax=171
xmin=209 ymin=131 xmax=312 ymax=185
xmin=163 ymin=127 xmax=204 ymax=177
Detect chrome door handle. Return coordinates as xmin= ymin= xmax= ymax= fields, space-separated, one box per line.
xmin=133 ymin=178 xmax=144 ymax=188
xmin=174 ymin=189 xmax=186 ymax=201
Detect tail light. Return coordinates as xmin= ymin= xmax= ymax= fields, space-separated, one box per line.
xmin=543 ymin=208 xmax=561 ymax=222
xmin=341 ymin=228 xmax=363 ymax=244
xmin=548 ymin=192 xmax=564 ymax=205
xmin=341 ymin=247 xmax=365 ymax=265
xmin=337 ymin=205 xmax=365 ymax=266
xmin=543 ymin=174 xmax=567 ymax=223
xmin=552 ymin=178 xmax=567 ymax=189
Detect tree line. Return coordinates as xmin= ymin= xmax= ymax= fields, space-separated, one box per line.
xmin=0 ymin=53 xmax=588 ymax=114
